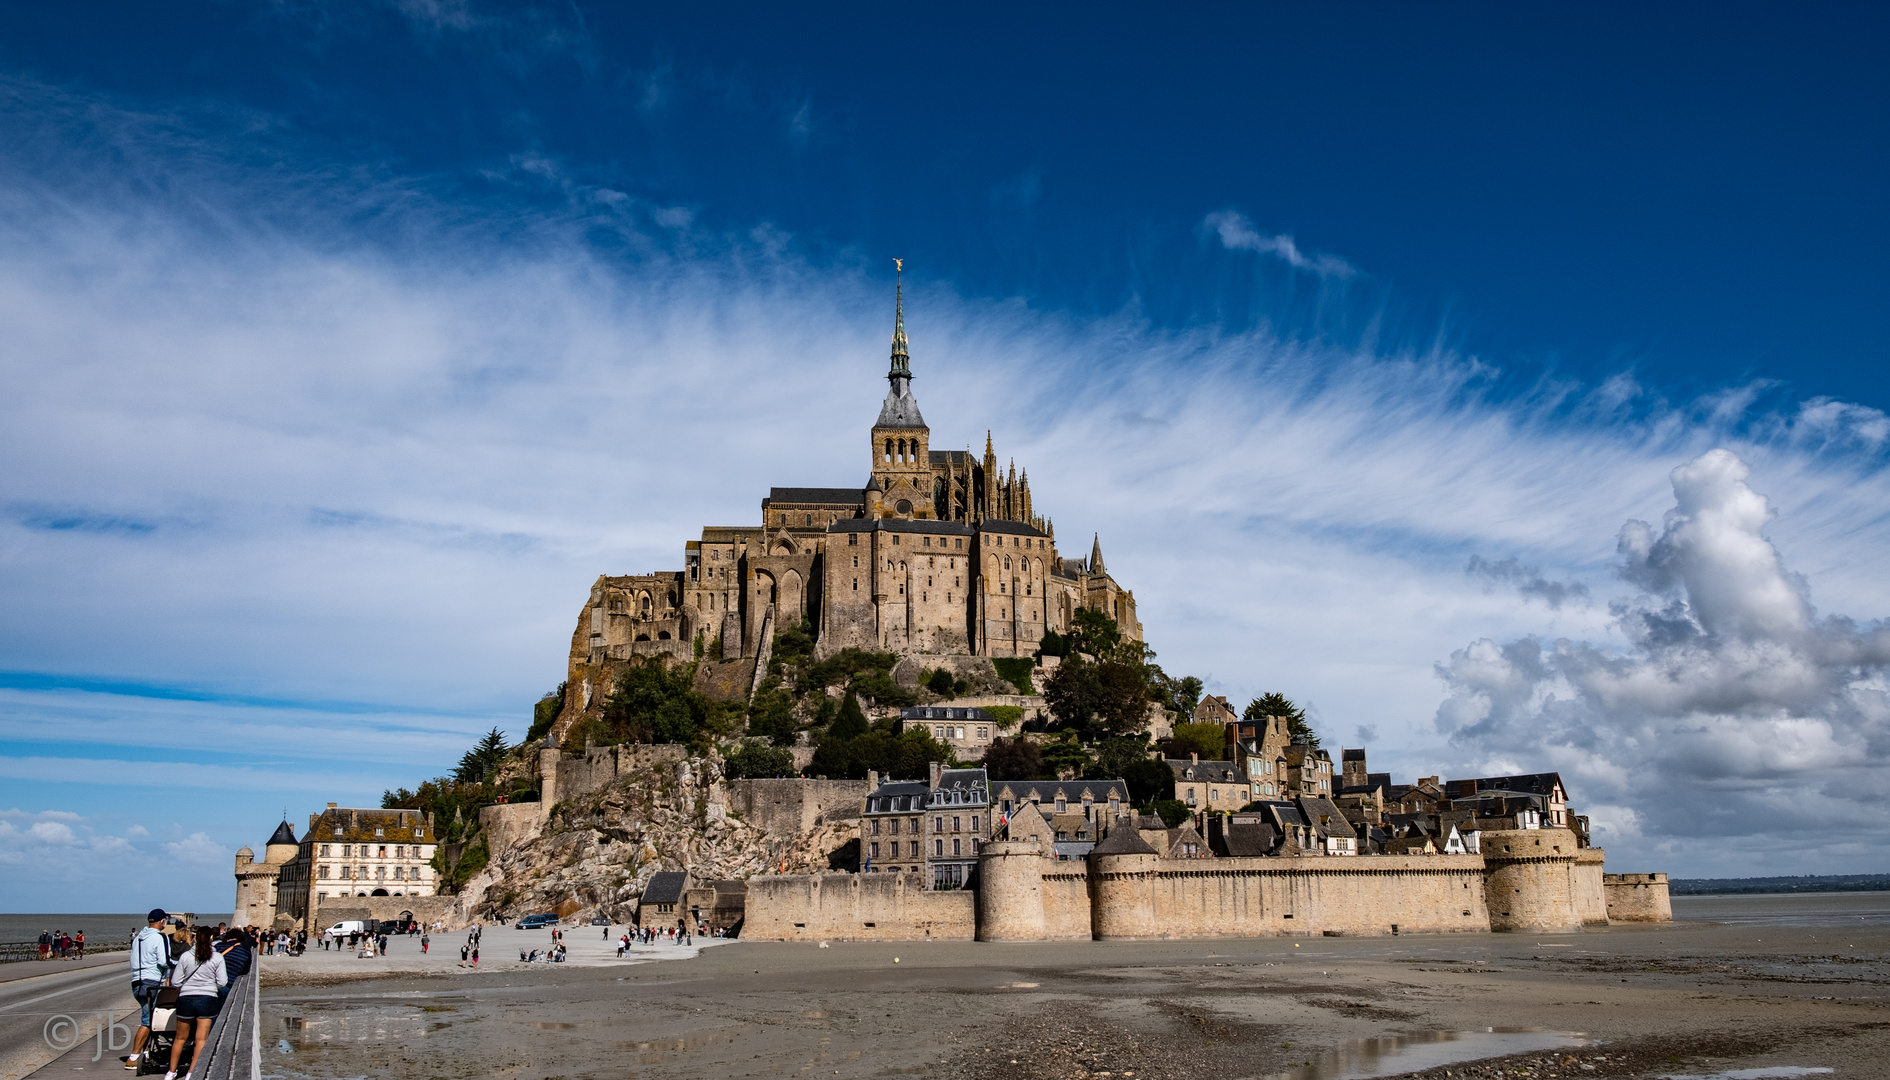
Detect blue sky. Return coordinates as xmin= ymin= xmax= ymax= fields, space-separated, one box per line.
xmin=2 ymin=3 xmax=1887 ymax=910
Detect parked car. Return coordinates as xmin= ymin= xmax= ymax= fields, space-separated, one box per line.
xmin=514 ymin=913 xmax=557 ymax=930
xmin=589 ymin=916 xmax=609 ymax=926
xmin=322 ymin=920 xmax=367 ymax=938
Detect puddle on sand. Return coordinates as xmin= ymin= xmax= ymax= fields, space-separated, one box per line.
xmin=1662 ymin=1070 xmax=1834 ymax=1080
xmin=527 ymin=1021 xmax=578 ymax=1030
xmin=1266 ymin=1028 xmax=1589 ymax=1080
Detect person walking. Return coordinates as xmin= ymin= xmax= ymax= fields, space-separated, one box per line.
xmin=163 ymin=927 xmax=228 ymax=1080
xmin=470 ymin=944 xmax=479 ymax=968
xmin=74 ymin=930 xmax=85 ymax=958
xmin=124 ymin=910 xmax=172 ymax=1073
xmin=420 ymin=932 xmax=429 ymax=955
xmin=215 ymin=930 xmax=250 ymax=1002
xmin=459 ymin=943 xmax=468 ymax=964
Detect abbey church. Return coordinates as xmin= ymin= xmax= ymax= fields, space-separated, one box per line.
xmin=557 ymin=277 xmax=1140 ymax=721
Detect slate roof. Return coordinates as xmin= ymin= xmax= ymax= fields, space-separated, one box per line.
xmin=876 ymin=385 xmax=927 ymax=428
xmin=977 ymin=519 xmax=1048 ymax=537
xmin=995 ymin=779 xmax=1131 ymax=805
xmin=903 ymin=706 xmax=994 ymax=721
xmin=1216 ymin=822 xmax=1279 ymax=857
xmin=1445 ymin=772 xmax=1566 ymax=801
xmin=865 ymin=779 xmax=931 ymax=814
xmin=1089 ymin=825 xmax=1158 ymax=856
xmin=309 ymin=807 xmax=436 ymax=844
xmin=641 ymin=872 xmax=688 ymax=906
xmin=267 ymin=821 xmax=298 ymax=847
xmin=764 ymin=487 xmax=865 ymax=507
xmin=830 ymin=517 xmax=974 ymax=536
xmin=1168 ymin=758 xmax=1242 ymax=784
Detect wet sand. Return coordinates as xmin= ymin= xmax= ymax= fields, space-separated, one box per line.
xmin=258 ymin=894 xmax=1890 ymax=1080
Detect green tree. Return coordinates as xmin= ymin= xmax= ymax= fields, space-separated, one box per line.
xmin=1151 ymin=799 xmax=1190 ymax=828
xmin=1160 ymin=674 xmax=1204 ymax=716
xmin=1087 ymin=736 xmax=1154 ymax=783
xmin=1042 ymin=653 xmax=1153 ymax=739
xmin=724 ymin=742 xmax=796 ymax=779
xmin=1166 ymin=722 xmax=1227 ymax=761
xmin=525 ymin=683 xmax=566 ymax=743
xmin=1244 ymin=692 xmax=1318 ymax=747
xmin=1068 ymin=608 xmax=1123 ymax=657
xmin=982 ymin=736 xmax=1045 ymax=781
xmin=1040 ymin=731 xmax=1091 ymax=778
xmin=1121 ymin=758 xmax=1176 ymax=807
xmin=807 ymin=693 xmax=870 ymax=779
xmin=746 ymin=686 xmax=799 ymax=746
xmin=1037 ymin=628 xmax=1068 ymax=657
xmin=602 ymin=658 xmax=708 ymax=747
xmin=454 ymin=727 xmax=510 ymax=784
xmin=924 ymin=668 xmax=956 ymax=697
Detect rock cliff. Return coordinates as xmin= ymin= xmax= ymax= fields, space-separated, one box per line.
xmin=452 ymin=745 xmax=864 ymax=924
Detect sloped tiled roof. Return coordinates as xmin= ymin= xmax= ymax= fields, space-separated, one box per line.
xmin=641 ymin=872 xmax=688 ymax=905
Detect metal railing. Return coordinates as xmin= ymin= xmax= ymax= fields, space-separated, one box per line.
xmin=0 ymin=940 xmax=128 ymax=963
xmin=190 ymin=966 xmax=260 ymax=1080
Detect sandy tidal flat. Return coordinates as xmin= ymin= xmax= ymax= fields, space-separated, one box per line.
xmin=256 ymin=894 xmax=1890 ymax=1080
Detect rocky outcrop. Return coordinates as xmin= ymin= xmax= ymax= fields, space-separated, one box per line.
xmin=453 ymin=747 xmax=860 ymax=924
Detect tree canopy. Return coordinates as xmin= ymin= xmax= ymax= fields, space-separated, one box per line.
xmin=1244 ymin=692 xmax=1319 ymax=746
xmin=454 ymin=727 xmax=510 ymax=784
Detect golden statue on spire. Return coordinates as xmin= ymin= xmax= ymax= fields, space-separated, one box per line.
xmin=894 ymin=258 xmax=903 ymax=272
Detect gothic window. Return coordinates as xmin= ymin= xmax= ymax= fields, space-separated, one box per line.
xmin=1003 ymin=557 xmax=1011 ymax=570
xmin=885 ymin=439 xmax=893 ymax=462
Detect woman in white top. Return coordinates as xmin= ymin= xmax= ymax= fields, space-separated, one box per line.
xmin=164 ymin=927 xmax=227 ymax=1080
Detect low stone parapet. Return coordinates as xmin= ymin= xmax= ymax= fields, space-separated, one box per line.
xmin=1603 ymin=872 xmax=1673 ymax=923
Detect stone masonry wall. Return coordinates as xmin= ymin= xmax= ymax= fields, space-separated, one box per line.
xmin=744 ymin=872 xmax=976 ymax=940
xmin=1100 ymin=853 xmax=1491 ymax=940
xmin=1575 ymin=848 xmax=1609 ymax=927
xmin=727 ymin=778 xmax=869 ymax=837
xmin=1604 ymin=873 xmax=1674 ymax=923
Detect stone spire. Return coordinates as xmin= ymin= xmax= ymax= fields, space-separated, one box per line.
xmin=1090 ymin=533 xmax=1105 ymax=574
xmin=888 ymin=262 xmax=911 ymax=386
xmin=874 ymin=262 xmax=926 ymax=429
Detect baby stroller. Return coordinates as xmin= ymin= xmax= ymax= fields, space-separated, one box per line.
xmin=136 ymin=988 xmax=196 ymax=1075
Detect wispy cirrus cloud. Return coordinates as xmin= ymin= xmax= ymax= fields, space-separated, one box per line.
xmin=1204 ymin=209 xmax=1358 ymax=278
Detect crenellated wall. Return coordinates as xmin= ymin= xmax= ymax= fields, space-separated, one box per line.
xmin=1604 ymin=872 xmax=1673 ymax=923
xmin=748 ymin=834 xmax=1657 ymax=942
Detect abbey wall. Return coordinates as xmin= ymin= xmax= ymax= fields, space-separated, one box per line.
xmin=747 ymin=827 xmax=1668 ymax=942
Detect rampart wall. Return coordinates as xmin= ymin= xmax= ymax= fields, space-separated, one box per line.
xmin=1575 ymin=848 xmax=1608 ymax=927
xmin=313 ymin=895 xmax=457 ymax=930
xmin=753 ymin=837 xmax=1650 ymax=943
xmin=727 ymin=778 xmax=869 ymax=837
xmin=1603 ymin=872 xmax=1673 ymax=923
xmin=744 ymin=872 xmax=976 ymax=940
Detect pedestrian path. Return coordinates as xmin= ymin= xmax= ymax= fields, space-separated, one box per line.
xmin=260 ymin=924 xmax=734 ymax=979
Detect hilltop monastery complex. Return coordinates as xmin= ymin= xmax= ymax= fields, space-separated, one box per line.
xmin=234 ymin=277 xmax=1671 ymax=941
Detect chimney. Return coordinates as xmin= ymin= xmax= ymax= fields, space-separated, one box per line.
xmin=1190 ymin=752 xmax=1199 ymax=764
xmin=866 ymin=769 xmax=879 ymax=791
xmin=327 ymin=802 xmax=337 ymax=809
xmin=928 ymin=761 xmax=943 ymax=787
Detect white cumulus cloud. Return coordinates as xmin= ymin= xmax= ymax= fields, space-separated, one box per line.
xmin=1435 ymin=449 xmax=1890 ymax=869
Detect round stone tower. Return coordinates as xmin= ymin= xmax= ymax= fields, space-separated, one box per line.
xmin=263 ymin=820 xmax=300 ymax=865
xmin=1087 ymin=827 xmax=1162 ymax=940
xmin=1480 ymin=828 xmax=1583 ymax=933
xmin=976 ymin=840 xmax=1047 ymax=941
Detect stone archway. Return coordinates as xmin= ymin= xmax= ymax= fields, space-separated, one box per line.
xmin=370 ymin=888 xmax=389 ymax=897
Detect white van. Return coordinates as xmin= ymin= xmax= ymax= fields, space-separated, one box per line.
xmin=323 ymin=920 xmax=368 ymax=938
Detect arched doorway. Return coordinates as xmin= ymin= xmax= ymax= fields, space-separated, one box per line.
xmin=370 ymin=888 xmax=389 ymax=897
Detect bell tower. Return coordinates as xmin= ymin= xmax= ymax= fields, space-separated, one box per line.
xmin=869 ymin=261 xmax=932 ymax=518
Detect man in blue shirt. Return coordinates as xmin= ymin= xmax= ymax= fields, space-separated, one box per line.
xmin=123 ymin=909 xmax=171 ymax=1072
